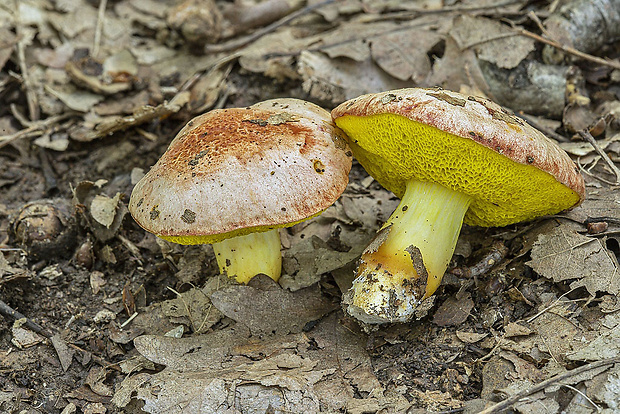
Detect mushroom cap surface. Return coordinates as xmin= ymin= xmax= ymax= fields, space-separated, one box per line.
xmin=130 ymin=98 xmax=352 ymax=244
xmin=331 ymin=88 xmax=585 ymax=227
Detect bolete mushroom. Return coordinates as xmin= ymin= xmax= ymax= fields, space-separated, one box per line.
xmin=331 ymin=88 xmax=585 ymax=324
xmin=129 ymin=98 xmax=352 ymax=284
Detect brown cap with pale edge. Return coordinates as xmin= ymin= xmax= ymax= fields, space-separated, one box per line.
xmin=129 ymin=98 xmax=352 ymax=243
xmin=331 ymin=88 xmax=585 ymax=227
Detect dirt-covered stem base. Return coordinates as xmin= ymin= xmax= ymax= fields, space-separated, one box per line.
xmin=345 ymin=180 xmax=472 ymax=324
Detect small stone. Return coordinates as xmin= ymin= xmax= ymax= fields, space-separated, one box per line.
xmin=93 ymin=309 xmax=116 ymax=324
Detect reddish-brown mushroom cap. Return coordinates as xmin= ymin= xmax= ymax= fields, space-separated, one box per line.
xmin=129 ymin=98 xmax=352 ymax=243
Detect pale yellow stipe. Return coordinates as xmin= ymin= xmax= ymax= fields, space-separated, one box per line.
xmin=158 ymin=211 xmax=325 ymax=285
xmin=348 ymin=180 xmax=472 ymax=323
xmin=335 ymin=113 xmax=580 ymax=227
xmin=211 ymin=229 xmax=282 ymax=284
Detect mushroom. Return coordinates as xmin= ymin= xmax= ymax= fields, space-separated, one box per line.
xmin=129 ymin=98 xmax=352 ymax=284
xmin=331 ymin=88 xmax=585 ymax=324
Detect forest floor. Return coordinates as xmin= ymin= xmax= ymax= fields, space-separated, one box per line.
xmin=1 ymin=0 xmax=620 ymax=413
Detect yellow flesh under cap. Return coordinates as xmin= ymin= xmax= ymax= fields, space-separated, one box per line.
xmin=336 ymin=113 xmax=580 ymax=227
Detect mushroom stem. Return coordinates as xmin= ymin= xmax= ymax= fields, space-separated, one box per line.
xmin=212 ymin=229 xmax=282 ymax=284
xmin=345 ymin=179 xmax=472 ymax=323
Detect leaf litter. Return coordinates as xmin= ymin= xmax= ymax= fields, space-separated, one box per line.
xmin=1 ymin=0 xmax=620 ymax=412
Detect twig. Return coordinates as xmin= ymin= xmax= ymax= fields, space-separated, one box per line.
xmin=561 ymin=384 xmax=602 ymax=412
xmin=68 ymin=343 xmax=122 ymax=372
xmin=450 ymin=241 xmax=507 ymax=278
xmin=14 ymin=0 xmax=39 ymax=121
xmin=399 ymin=0 xmax=521 ymax=14
xmin=477 ymin=356 xmax=620 ymax=414
xmin=0 ymin=297 xmax=123 ymax=372
xmin=368 ymin=0 xmax=523 ymax=22
xmin=578 ymin=129 xmax=620 ymax=185
xmin=178 ymin=52 xmax=241 ymax=94
xmin=93 ymin=0 xmax=108 ymax=58
xmin=0 ymin=112 xmax=78 ymax=150
xmin=10 ymin=103 xmax=32 ymax=128
xmin=515 ymin=28 xmax=620 ymax=71
xmin=527 ymin=287 xmax=578 ymax=323
xmin=576 ymin=156 xmax=618 ymax=186
xmin=0 ymin=298 xmax=54 ymax=338
xmin=517 ymin=112 xmax=569 ymax=143
xmin=204 ymin=0 xmax=335 ymax=53
xmin=120 ymin=311 xmax=138 ymax=328
xmin=264 ymin=19 xmax=435 ymax=59
xmin=166 ymin=286 xmax=197 ymax=333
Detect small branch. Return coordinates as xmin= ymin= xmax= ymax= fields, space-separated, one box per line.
xmin=14 ymin=0 xmax=39 ymax=121
xmin=0 ymin=112 xmax=78 ymax=150
xmin=578 ymin=129 xmax=620 ymax=185
xmin=0 ymin=298 xmax=53 ymax=338
xmin=577 ymin=156 xmax=618 ymax=186
xmin=68 ymin=343 xmax=122 ymax=372
xmin=517 ymin=112 xmax=569 ymax=143
xmin=560 ymin=384 xmax=601 ymax=412
xmin=477 ymin=356 xmax=620 ymax=414
xmin=204 ymin=0 xmax=335 ymax=53
xmin=450 ymin=241 xmax=507 ymax=278
xmin=93 ymin=0 xmax=108 ymax=58
xmin=0 ymin=294 xmax=122 ymax=372
xmin=515 ymin=27 xmax=620 ymax=71
xmin=368 ymin=0 xmax=524 ymax=22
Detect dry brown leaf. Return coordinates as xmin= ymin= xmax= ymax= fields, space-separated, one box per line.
xmin=280 ymin=234 xmax=364 ymax=291
xmin=371 ymin=29 xmax=441 ymax=82
xmin=426 ymin=36 xmax=480 ymax=91
xmin=560 ymin=133 xmax=620 ymax=157
xmin=588 ymin=365 xmax=620 ymax=410
xmin=45 ymin=85 xmax=104 ymax=113
xmin=298 ymin=50 xmax=410 ymax=106
xmin=72 ymin=181 xmax=128 ymax=242
xmin=568 ymin=314 xmax=620 ymax=361
xmin=456 ymin=331 xmax=488 ymax=343
xmin=450 ymin=15 xmax=535 ymax=70
xmin=433 ymin=293 xmax=474 ymax=327
xmin=114 ymin=313 xmax=381 ymax=413
xmin=90 ymin=193 xmax=120 ymax=229
xmin=209 ymin=275 xmax=337 ymax=336
xmin=527 ymin=223 xmax=620 ymax=296
xmin=0 ymin=252 xmax=31 ymax=282
xmin=565 ymin=185 xmax=620 ymax=225
xmin=318 ymin=21 xmax=401 ymax=62
xmin=0 ymin=27 xmax=16 ymax=72
xmin=161 ymin=275 xmax=229 ymax=334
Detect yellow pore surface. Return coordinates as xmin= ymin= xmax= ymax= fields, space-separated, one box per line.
xmin=159 ymin=225 xmax=274 ymax=245
xmin=158 ymin=212 xmax=321 ymax=245
xmin=335 ymin=113 xmax=581 ymax=227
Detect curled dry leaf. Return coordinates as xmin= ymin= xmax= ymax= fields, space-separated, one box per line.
xmin=90 ymin=194 xmax=121 ymax=229
xmin=73 ymin=181 xmax=127 ymax=242
xmin=456 ymin=331 xmax=488 ymax=344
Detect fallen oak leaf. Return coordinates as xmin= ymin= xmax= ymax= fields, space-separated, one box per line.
xmin=527 ymin=222 xmax=620 ymax=296
xmin=209 ymin=275 xmax=337 ymax=337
